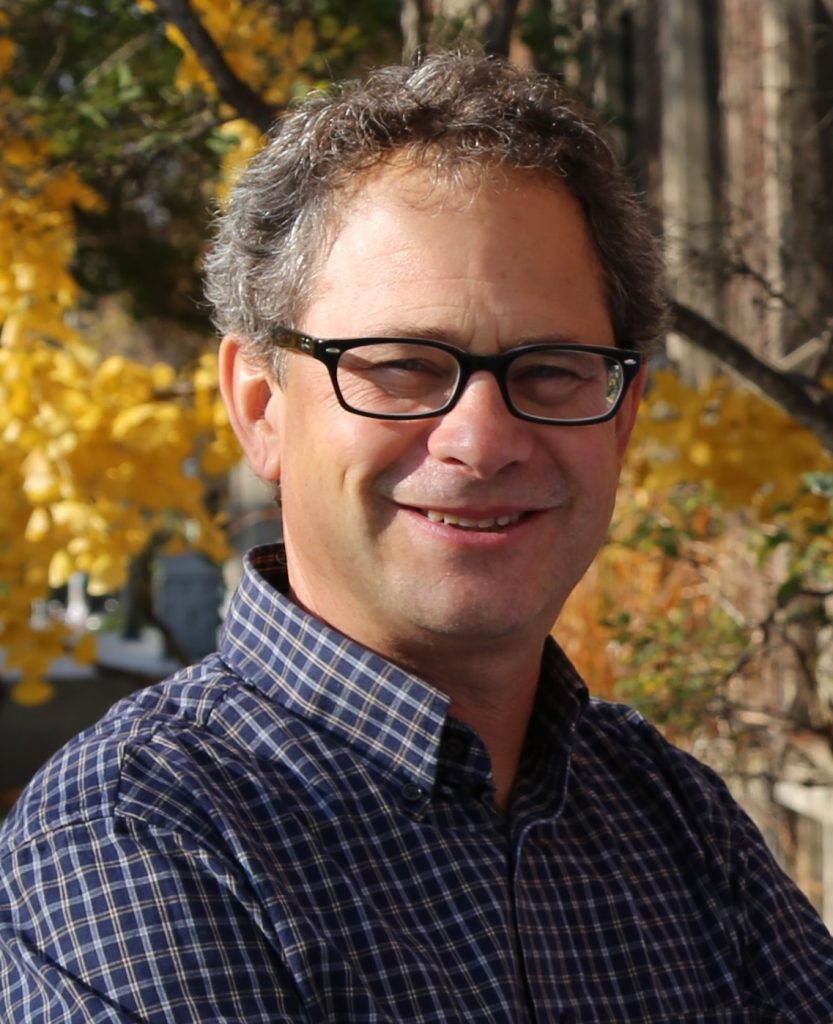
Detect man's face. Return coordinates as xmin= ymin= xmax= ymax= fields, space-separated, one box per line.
xmin=260 ymin=164 xmax=642 ymax=666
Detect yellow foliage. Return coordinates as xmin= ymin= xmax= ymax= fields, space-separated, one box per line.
xmin=145 ymin=0 xmax=316 ymax=109
xmin=0 ymin=27 xmax=242 ymax=697
xmin=0 ymin=38 xmax=14 ymax=79
xmin=629 ymin=370 xmax=833 ymax=521
xmin=11 ymin=678 xmax=56 ymax=708
xmin=47 ymin=550 xmax=74 ymax=590
xmin=214 ymin=119 xmax=264 ymax=207
xmin=140 ymin=0 xmax=347 ymax=202
xmin=0 ymin=116 xmax=105 ymax=350
xmin=72 ymin=631 xmax=98 ymax=666
xmin=558 ymin=370 xmax=832 ymax=711
xmin=2 ymin=332 xmax=242 ymax=694
xmin=0 ymin=7 xmax=16 ymax=77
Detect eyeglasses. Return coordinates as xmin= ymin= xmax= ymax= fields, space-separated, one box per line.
xmin=270 ymin=326 xmax=642 ymax=425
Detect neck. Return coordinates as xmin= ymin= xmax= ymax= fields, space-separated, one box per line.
xmin=449 ymin=686 xmax=538 ymax=812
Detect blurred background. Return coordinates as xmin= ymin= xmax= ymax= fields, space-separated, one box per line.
xmin=1 ymin=0 xmax=831 ymax=922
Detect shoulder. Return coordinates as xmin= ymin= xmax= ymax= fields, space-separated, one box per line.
xmin=574 ymin=698 xmax=754 ymax=851
xmin=0 ymin=655 xmax=310 ymax=1023
xmin=578 ymin=696 xmax=728 ymax=789
xmin=0 ymin=655 xmax=278 ymax=853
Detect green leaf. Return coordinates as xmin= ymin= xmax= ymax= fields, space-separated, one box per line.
xmin=776 ymin=576 xmax=804 ymax=607
xmin=77 ymin=100 xmax=108 ymax=128
xmin=803 ymin=471 xmax=833 ymax=499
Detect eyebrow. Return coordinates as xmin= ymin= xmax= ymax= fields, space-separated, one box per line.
xmin=349 ymin=324 xmax=590 ymax=348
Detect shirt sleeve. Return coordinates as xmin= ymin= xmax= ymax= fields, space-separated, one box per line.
xmin=729 ymin=804 xmax=833 ymax=1020
xmin=651 ymin=725 xmax=833 ymax=1020
xmin=0 ymin=820 xmax=312 ymax=1024
xmin=601 ymin=705 xmax=833 ymax=1019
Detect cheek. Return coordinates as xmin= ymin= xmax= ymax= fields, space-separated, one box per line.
xmin=339 ymin=417 xmax=432 ymax=475
xmin=550 ymin=427 xmax=623 ymax=496
xmin=283 ymin=404 xmax=430 ymax=501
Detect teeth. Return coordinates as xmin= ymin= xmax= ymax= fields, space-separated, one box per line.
xmin=424 ymin=510 xmax=522 ymax=529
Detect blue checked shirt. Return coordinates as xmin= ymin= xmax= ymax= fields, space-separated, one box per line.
xmin=1 ymin=545 xmax=832 ymax=1023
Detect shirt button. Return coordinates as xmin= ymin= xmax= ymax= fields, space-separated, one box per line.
xmin=401 ymin=783 xmax=425 ymax=803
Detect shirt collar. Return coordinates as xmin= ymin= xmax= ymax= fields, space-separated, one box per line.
xmin=220 ymin=545 xmax=451 ymax=790
xmin=219 ymin=545 xmax=590 ymax=802
xmin=518 ymin=639 xmax=591 ymax=816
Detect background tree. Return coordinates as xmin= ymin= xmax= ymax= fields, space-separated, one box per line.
xmin=518 ymin=0 xmax=833 ymax=912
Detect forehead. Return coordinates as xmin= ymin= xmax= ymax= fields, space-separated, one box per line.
xmin=302 ymin=159 xmax=612 ymax=346
xmin=327 ymin=156 xmax=590 ymax=245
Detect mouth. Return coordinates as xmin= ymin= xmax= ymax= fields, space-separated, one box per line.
xmin=419 ymin=509 xmax=525 ymax=532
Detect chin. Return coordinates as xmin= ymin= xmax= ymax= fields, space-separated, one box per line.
xmin=414 ymin=602 xmax=548 ymax=645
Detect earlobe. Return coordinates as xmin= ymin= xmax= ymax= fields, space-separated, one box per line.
xmin=218 ymin=335 xmax=282 ymax=481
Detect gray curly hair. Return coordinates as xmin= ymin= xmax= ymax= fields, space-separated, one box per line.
xmin=203 ymin=52 xmax=666 ymax=371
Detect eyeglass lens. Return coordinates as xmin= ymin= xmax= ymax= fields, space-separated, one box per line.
xmin=336 ymin=342 xmax=624 ymax=420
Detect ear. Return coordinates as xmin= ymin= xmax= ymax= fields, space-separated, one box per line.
xmin=218 ymin=335 xmax=283 ymax=481
xmin=614 ymin=363 xmax=647 ymax=462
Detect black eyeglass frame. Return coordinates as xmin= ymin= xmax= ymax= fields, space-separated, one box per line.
xmin=269 ymin=325 xmax=643 ymax=425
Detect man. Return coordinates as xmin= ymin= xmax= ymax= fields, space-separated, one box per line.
xmin=1 ymin=53 xmax=831 ymax=1023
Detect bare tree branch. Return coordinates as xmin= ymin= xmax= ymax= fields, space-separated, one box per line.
xmin=81 ymin=32 xmax=154 ymax=90
xmin=401 ymin=0 xmax=429 ymax=61
xmin=485 ymin=0 xmax=521 ymax=57
xmin=153 ymin=0 xmax=278 ymax=133
xmin=670 ymin=300 xmax=833 ymax=455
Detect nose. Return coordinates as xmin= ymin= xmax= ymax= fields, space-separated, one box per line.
xmin=426 ymin=371 xmax=535 ymax=479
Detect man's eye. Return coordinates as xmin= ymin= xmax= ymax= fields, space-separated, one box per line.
xmin=370 ymin=358 xmax=446 ymax=376
xmin=520 ymin=363 xmax=580 ymax=378
xmin=513 ymin=362 xmax=590 ymax=384
xmin=340 ymin=346 xmax=454 ymax=381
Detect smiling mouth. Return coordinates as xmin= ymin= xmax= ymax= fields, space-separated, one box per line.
xmin=420 ymin=509 xmax=525 ymax=531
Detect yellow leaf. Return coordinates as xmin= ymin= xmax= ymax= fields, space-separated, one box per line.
xmin=688 ymin=441 xmax=712 ymax=468
xmin=24 ymin=507 xmax=51 ymax=542
xmin=11 ymin=678 xmax=56 ymax=707
xmin=95 ymin=356 xmax=153 ymax=401
xmin=22 ymin=450 xmax=61 ymax=503
xmin=72 ymin=631 xmax=98 ymax=666
xmin=87 ymin=554 xmax=128 ymax=596
xmin=200 ymin=434 xmax=240 ymax=475
xmin=4 ymin=136 xmax=50 ymax=168
xmin=0 ymin=36 xmax=16 ymax=77
xmin=164 ymin=22 xmax=190 ymax=53
xmin=151 ymin=362 xmax=176 ymax=390
xmin=47 ymin=549 xmax=73 ymax=589
xmin=291 ymin=18 xmax=316 ymax=64
xmin=111 ymin=402 xmax=181 ymax=452
xmin=162 ymin=533 xmax=188 ymax=556
xmin=50 ymin=500 xmax=97 ymax=533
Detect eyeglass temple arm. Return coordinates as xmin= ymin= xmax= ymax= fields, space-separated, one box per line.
xmin=270 ymin=326 xmax=318 ymax=355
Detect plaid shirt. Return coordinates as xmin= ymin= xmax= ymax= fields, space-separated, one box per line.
xmin=1 ymin=545 xmax=831 ymax=1023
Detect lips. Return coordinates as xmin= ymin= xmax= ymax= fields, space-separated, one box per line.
xmin=421 ymin=509 xmax=524 ymax=530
